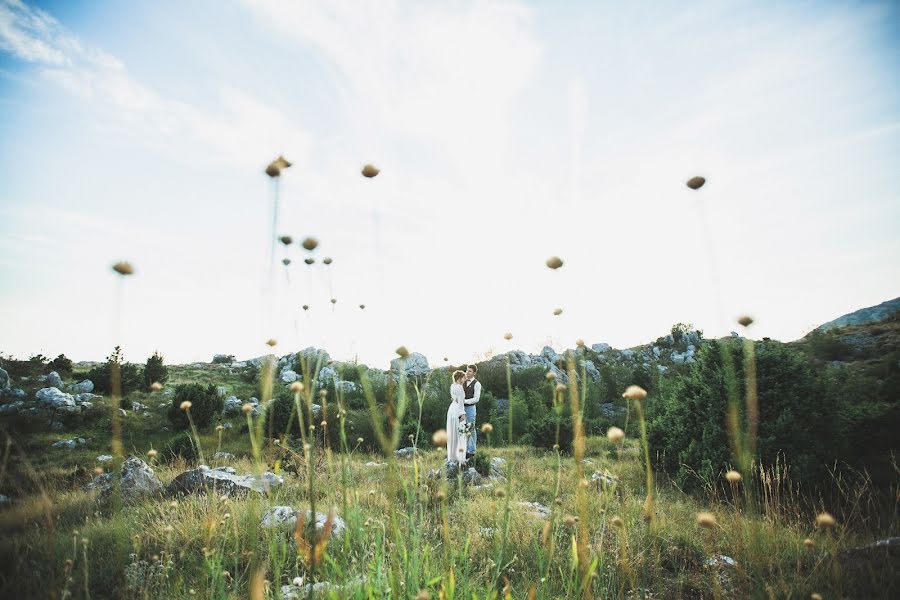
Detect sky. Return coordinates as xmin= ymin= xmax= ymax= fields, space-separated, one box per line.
xmin=1 ymin=0 xmax=898 ymax=369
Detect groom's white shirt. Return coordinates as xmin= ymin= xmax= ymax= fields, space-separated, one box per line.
xmin=464 ymin=378 xmax=481 ymax=405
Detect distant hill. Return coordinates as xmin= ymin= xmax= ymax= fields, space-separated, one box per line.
xmin=815 ymin=297 xmax=900 ymax=332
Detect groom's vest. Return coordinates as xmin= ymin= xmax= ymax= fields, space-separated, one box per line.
xmin=463 ymin=379 xmax=478 ymax=405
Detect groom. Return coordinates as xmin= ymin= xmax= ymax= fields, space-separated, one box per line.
xmin=463 ymin=364 xmax=481 ymax=461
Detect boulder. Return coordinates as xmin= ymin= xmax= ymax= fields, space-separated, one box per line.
xmin=52 ymin=437 xmax=86 ymax=450
xmin=96 ymin=454 xmax=113 ymax=463
xmin=390 ymin=352 xmax=430 ymax=377
xmin=394 ymin=447 xmax=418 ymax=459
xmin=223 ymin=396 xmax=242 ymax=415
xmin=2 ymin=387 xmax=25 ymax=399
xmin=591 ymin=343 xmax=612 ymax=354
xmin=68 ymin=380 xmax=94 ymax=394
xmin=36 ymin=387 xmax=78 ymax=413
xmin=280 ymin=370 xmax=299 ymax=383
xmin=260 ymin=506 xmax=347 ymax=539
xmin=167 ymin=465 xmax=283 ymax=497
xmin=579 ymin=360 xmax=601 ymax=382
xmin=838 ymin=537 xmax=900 ymax=573
xmin=599 ymin=403 xmax=627 ymax=419
xmin=47 ymin=371 xmax=64 ymax=389
xmin=620 ymin=349 xmax=635 ymax=359
xmin=86 ymin=457 xmax=163 ymax=502
xmin=0 ymin=367 xmax=10 ymax=390
xmin=281 ymin=576 xmax=364 ymax=600
xmin=131 ymin=402 xmax=148 ymax=412
xmin=0 ymin=400 xmax=24 ymax=415
xmin=541 ymin=346 xmax=561 ymax=364
xmin=364 ymin=461 xmax=386 ymax=468
xmin=215 ymin=386 xmax=227 ymax=397
xmin=517 ymin=501 xmax=551 ymax=519
xmin=591 ymin=471 xmax=619 ymax=490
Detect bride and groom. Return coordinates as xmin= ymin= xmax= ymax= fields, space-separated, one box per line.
xmin=446 ymin=365 xmax=481 ymax=465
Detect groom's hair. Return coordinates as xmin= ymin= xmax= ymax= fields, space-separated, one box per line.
xmin=466 ymin=364 xmax=478 ymax=374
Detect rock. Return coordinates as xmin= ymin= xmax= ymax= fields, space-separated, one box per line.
xmin=47 ymin=371 xmax=64 ymax=389
xmin=131 ymin=402 xmax=148 ymax=412
xmin=36 ymin=387 xmax=77 ymax=413
xmin=68 ymin=380 xmax=94 ymax=394
xmin=86 ymin=457 xmax=163 ymax=502
xmin=517 ymin=501 xmax=551 ymax=519
xmin=579 ymin=360 xmax=601 ymax=382
xmin=167 ymin=465 xmax=283 ymax=497
xmin=0 ymin=494 xmax=11 ymax=507
xmin=652 ymin=346 xmax=661 ymax=358
xmin=2 ymin=387 xmax=25 ymax=399
xmin=704 ymin=554 xmax=738 ymax=568
xmin=223 ymin=422 xmax=233 ymax=430
xmin=158 ymin=402 xmax=168 ymax=408
xmin=261 ymin=506 xmax=346 ymax=539
xmin=280 ymin=369 xmax=299 ymax=383
xmin=213 ymin=452 xmax=235 ymax=461
xmin=541 ymin=346 xmax=561 ymax=364
xmin=599 ymin=403 xmax=627 ymax=419
xmin=79 ymin=401 xmax=93 ymax=411
xmin=0 ymin=367 xmax=9 ymax=390
xmin=212 ymin=354 xmax=233 ymax=363
xmin=223 ymin=396 xmax=242 ymax=415
xmin=838 ymin=537 xmax=900 ymax=573
xmin=394 ymin=447 xmax=417 ymax=459
xmin=657 ymin=365 xmax=668 ymax=375
xmin=364 ymin=461 xmax=386 ymax=468
xmin=490 ymin=457 xmax=507 ymax=479
xmin=591 ymin=471 xmax=619 ymax=490
xmin=52 ymin=437 xmax=86 ymax=450
xmin=216 ymin=386 xmax=227 ymax=397
xmin=163 ymin=389 xmax=174 ymax=396
xmin=49 ymin=420 xmax=65 ymax=431
xmin=281 ymin=576 xmax=364 ymax=600
xmin=0 ymin=400 xmax=24 ymax=415
xmin=75 ymin=393 xmax=97 ymax=404
xmin=390 ymin=352 xmax=430 ymax=376
xmin=591 ymin=343 xmax=612 ymax=354
xmin=620 ymin=349 xmax=635 ymax=359
xmin=97 ymin=455 xmax=113 ymax=463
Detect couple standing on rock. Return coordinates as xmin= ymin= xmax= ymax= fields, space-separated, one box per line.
xmin=446 ymin=365 xmax=481 ymax=465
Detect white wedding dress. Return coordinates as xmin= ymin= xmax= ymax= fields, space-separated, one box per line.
xmin=446 ymin=382 xmax=467 ymax=464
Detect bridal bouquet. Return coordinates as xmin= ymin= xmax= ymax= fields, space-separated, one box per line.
xmin=457 ymin=420 xmax=473 ymax=437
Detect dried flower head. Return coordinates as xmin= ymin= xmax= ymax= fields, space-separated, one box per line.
xmin=150 ymin=382 xmax=163 ymax=392
xmin=215 ymin=425 xmax=224 ymax=432
xmin=563 ymin=515 xmax=577 ymax=527
xmin=65 ymin=558 xmax=73 ymax=568
xmin=304 ymin=257 xmax=315 ymax=265
xmin=93 ymin=466 xmax=103 ymax=475
xmin=435 ymin=490 xmax=446 ymax=502
xmin=301 ymin=237 xmax=319 ymax=251
xmin=503 ymin=332 xmax=513 ymax=341
xmin=266 ymin=338 xmax=277 ymax=347
xmin=112 ymin=261 xmax=135 ymax=276
xmin=289 ymin=381 xmax=304 ymax=393
xmin=180 ymin=401 xmax=192 ymax=411
xmin=725 ymin=470 xmax=742 ymax=483
xmin=359 ymin=304 xmax=366 ymax=309
xmin=810 ymin=594 xmax=823 ymax=600
xmin=356 ymin=437 xmax=364 ymax=444
xmin=320 ymin=420 xmax=327 ymax=427
xmin=396 ymin=346 xmax=410 ymax=358
xmin=546 ymin=256 xmax=564 ymax=270
xmin=279 ymin=235 xmax=293 ymax=246
xmin=803 ymin=538 xmax=815 ymax=549
xmin=481 ymin=423 xmax=493 ymax=434
xmin=552 ymin=443 xmax=560 ymax=451
xmin=622 ymin=385 xmax=647 ymax=401
xmin=494 ymin=487 xmax=506 ymax=498
xmin=545 ymin=371 xmax=556 ymax=381
xmin=815 ymin=512 xmax=836 ymax=529
xmin=265 ymin=155 xmax=291 ymax=177
xmin=443 ymin=357 xmax=448 ymax=362
xmin=302 ymin=305 xmax=309 ymax=311
xmin=610 ymin=516 xmax=625 ymax=528
xmin=555 ymin=383 xmax=567 ymax=394
xmin=576 ymin=338 xmax=585 ymax=348
xmin=361 ymin=164 xmax=380 ymax=178
xmin=147 ymin=449 xmax=157 ymax=459
xmin=686 ymin=175 xmax=706 ymax=190
xmin=323 ymin=257 xmax=333 ymax=265
xmin=415 ymin=592 xmax=430 ymax=600
xmin=432 ymin=429 xmax=448 ymax=446
xmin=318 ymin=389 xmax=327 ymax=398
xmin=553 ymin=307 xmax=563 ymax=316
xmin=578 ymin=478 xmax=590 ymax=489
xmin=241 ymin=403 xmax=254 ymax=414
xmin=282 ymin=258 xmax=291 ymax=266
xmin=737 ymin=315 xmax=754 ymax=327
xmin=606 ymin=426 xmax=625 ymax=443
xmin=331 ymin=298 xmax=337 ymax=305
xmin=696 ymin=512 xmax=717 ymax=529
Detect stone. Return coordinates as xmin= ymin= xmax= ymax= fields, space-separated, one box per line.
xmin=52 ymin=437 xmax=86 ymax=450
xmin=394 ymin=447 xmax=417 ymax=459
xmin=213 ymin=451 xmax=235 ymax=461
xmin=599 ymin=403 xmax=627 ymax=419
xmin=97 ymin=454 xmax=113 ymax=463
xmin=704 ymin=555 xmax=737 ymax=568
xmin=541 ymin=346 xmax=561 ymax=364
xmin=364 ymin=461 xmax=386 ymax=468
xmin=131 ymin=402 xmax=148 ymax=412
xmin=0 ymin=494 xmax=11 ymax=506
xmin=75 ymin=393 xmax=96 ymax=404
xmin=0 ymin=367 xmax=9 ymax=390
xmin=0 ymin=400 xmax=24 ymax=415
xmin=68 ymin=380 xmax=94 ymax=394
xmin=158 ymin=403 xmax=168 ymax=408
xmin=591 ymin=343 xmax=612 ymax=354
xmin=620 ymin=349 xmax=635 ymax=359
xmin=36 ymin=387 xmax=77 ymax=412
xmin=517 ymin=501 xmax=551 ymax=519
xmin=2 ymin=387 xmax=25 ymax=399
xmin=281 ymin=576 xmax=364 ymax=600
xmin=163 ymin=389 xmax=174 ymax=396
xmin=591 ymin=471 xmax=619 ymax=490
xmin=47 ymin=371 xmax=64 ymax=389
xmin=86 ymin=457 xmax=163 ymax=503
xmin=260 ymin=506 xmax=347 ymax=539
xmin=652 ymin=346 xmax=661 ymax=358
xmin=216 ymin=386 xmax=227 ymax=397
xmin=49 ymin=420 xmax=64 ymax=431
xmin=657 ymin=365 xmax=668 ymax=375
xmin=167 ymin=465 xmax=283 ymax=496
xmin=390 ymin=352 xmax=430 ymax=376
xmin=838 ymin=537 xmax=900 ymax=573
xmin=490 ymin=457 xmax=507 ymax=479
xmin=280 ymin=369 xmax=299 ymax=383
xmin=579 ymin=360 xmax=601 ymax=382
xmin=223 ymin=396 xmax=242 ymax=415
xmin=118 ymin=408 xmax=127 ymax=417
xmin=79 ymin=402 xmax=93 ymax=411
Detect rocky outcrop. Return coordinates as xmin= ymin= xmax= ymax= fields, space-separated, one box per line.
xmin=390 ymin=352 xmax=430 ymax=377
xmin=0 ymin=367 xmax=10 ymax=391
xmin=167 ymin=465 xmax=283 ymax=496
xmin=68 ymin=380 xmax=94 ymax=394
xmin=817 ymin=297 xmax=900 ymax=331
xmin=86 ymin=457 xmax=163 ymax=502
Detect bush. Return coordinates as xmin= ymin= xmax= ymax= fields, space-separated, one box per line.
xmin=48 ymin=354 xmax=73 ymax=377
xmin=143 ymin=351 xmax=169 ymax=390
xmin=167 ymin=384 xmax=223 ymax=430
xmin=238 ymin=362 xmax=260 ymax=384
xmin=163 ymin=431 xmax=199 ymax=463
xmin=0 ymin=353 xmax=49 ymax=379
xmin=87 ymin=347 xmax=143 ymax=395
xmin=212 ymin=354 xmax=235 ymax=365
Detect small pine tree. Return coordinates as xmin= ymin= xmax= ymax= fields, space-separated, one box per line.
xmin=48 ymin=354 xmax=73 ymax=377
xmin=144 ymin=351 xmax=169 ymax=390
xmin=87 ymin=346 xmax=143 ymax=395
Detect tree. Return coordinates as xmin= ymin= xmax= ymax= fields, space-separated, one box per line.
xmin=167 ymin=384 xmax=223 ymax=430
xmin=87 ymin=346 xmax=143 ymax=395
xmin=143 ymin=351 xmax=169 ymax=390
xmin=48 ymin=354 xmax=73 ymax=377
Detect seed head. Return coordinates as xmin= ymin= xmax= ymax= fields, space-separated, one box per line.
xmin=359 ymin=304 xmax=366 ymax=309
xmin=553 ymin=443 xmax=560 ymax=451
xmin=576 ymin=339 xmax=585 ymax=348
xmin=265 ymin=155 xmax=291 ymax=177
xmin=396 ymin=346 xmax=410 ymax=358
xmin=555 ymin=383 xmax=567 ymax=394
xmin=331 ymin=298 xmax=337 ymax=305
xmin=686 ymin=175 xmax=706 ymax=190
xmin=301 ymin=237 xmax=319 ymax=251
xmin=320 ymin=420 xmax=327 ymax=427
xmin=555 ymin=498 xmax=562 ymax=506
xmin=815 ymin=512 xmax=836 ymax=529
xmin=811 ymin=594 xmax=823 ymax=600
xmin=737 ymin=315 xmax=754 ymax=327
xmin=290 ymin=381 xmax=304 ymax=393
xmin=323 ymin=257 xmax=333 ymax=265
xmin=563 ymin=515 xmax=577 ymax=527
xmin=606 ymin=426 xmax=625 ymax=443
xmin=356 ymin=436 xmax=364 ymax=444
xmin=435 ymin=490 xmax=446 ymax=502
xmin=279 ymin=235 xmax=293 ymax=246
xmin=494 ymin=488 xmax=506 ymax=498
xmin=361 ymin=164 xmax=380 ymax=178
xmin=443 ymin=357 xmax=448 ymax=362
xmin=546 ymin=256 xmax=563 ymax=270
xmin=503 ymin=332 xmax=513 ymax=341
xmin=302 ymin=305 xmax=309 ymax=311
xmin=432 ymin=429 xmax=448 ymax=446
xmin=282 ymin=258 xmax=291 ymax=266
xmin=610 ymin=516 xmax=625 ymax=529
xmin=112 ymin=261 xmax=135 ymax=276
xmin=64 ymin=558 xmax=73 ymax=568
xmin=481 ymin=423 xmax=493 ymax=434
xmin=147 ymin=449 xmax=158 ymax=459
xmin=578 ymin=478 xmax=590 ymax=489
xmin=622 ymin=385 xmax=647 ymax=401
xmin=150 ymin=382 xmax=163 ymax=392
xmin=215 ymin=425 xmax=224 ymax=432
xmin=241 ymin=403 xmax=254 ymax=414
xmin=804 ymin=538 xmax=815 ymax=549
xmin=266 ymin=338 xmax=277 ymax=347
xmin=553 ymin=307 xmax=563 ymax=316
xmin=318 ymin=389 xmax=327 ymax=398
xmin=304 ymin=257 xmax=315 ymax=265
xmin=545 ymin=371 xmax=556 ymax=381
xmin=93 ymin=466 xmax=103 ymax=475
xmin=725 ymin=470 xmax=742 ymax=483
xmin=415 ymin=592 xmax=430 ymax=600
xmin=696 ymin=512 xmax=717 ymax=529
xmin=180 ymin=401 xmax=192 ymax=411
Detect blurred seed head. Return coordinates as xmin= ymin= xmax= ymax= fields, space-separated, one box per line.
xmin=563 ymin=515 xmax=577 ymax=527
xmin=359 ymin=304 xmax=366 ymax=309
xmin=265 ymin=155 xmax=291 ymax=177
xmin=432 ymin=429 xmax=448 ymax=446
xmin=266 ymin=338 xmax=277 ymax=347
xmin=356 ymin=437 xmax=364 ymax=444
xmin=147 ymin=449 xmax=157 ymax=459
xmin=415 ymin=592 xmax=430 ymax=600
xmin=112 ymin=261 xmax=135 ymax=276
xmin=696 ymin=512 xmax=717 ymax=529
xmin=150 ymin=382 xmax=163 ymax=392
xmin=553 ymin=443 xmax=560 ymax=451
xmin=804 ymin=538 xmax=815 ymax=549
xmin=289 ymin=381 xmax=304 ymax=393
xmin=686 ymin=176 xmax=706 ymax=190
xmin=93 ymin=466 xmax=103 ymax=475
xmin=737 ymin=315 xmax=754 ymax=327
xmin=545 ymin=371 xmax=556 ymax=381
xmin=304 ymin=257 xmax=315 ymax=265
xmin=302 ymin=305 xmax=309 ymax=311
xmin=301 ymin=237 xmax=319 ymax=251
xmin=282 ymin=258 xmax=291 ymax=266
xmin=318 ymin=389 xmax=327 ymax=398
xmin=494 ymin=487 xmax=506 ymax=498
xmin=279 ymin=235 xmax=293 ymax=246
xmin=576 ymin=339 xmax=585 ymax=348
xmin=606 ymin=426 xmax=625 ymax=443
xmin=546 ymin=256 xmax=563 ymax=270
xmin=622 ymin=385 xmax=647 ymax=401
xmin=811 ymin=594 xmax=823 ymax=600
xmin=241 ymin=403 xmax=254 ymax=414
xmin=361 ymin=164 xmax=380 ymax=178
xmin=435 ymin=490 xmax=446 ymax=501
xmin=216 ymin=425 xmax=224 ymax=432
xmin=815 ymin=512 xmax=836 ymax=529
xmin=481 ymin=423 xmax=493 ymax=434
xmin=578 ymin=478 xmax=590 ymax=489
xmin=610 ymin=516 xmax=625 ymax=529
xmin=320 ymin=420 xmax=327 ymax=427
xmin=725 ymin=470 xmax=742 ymax=483
xmin=331 ymin=298 xmax=337 ymax=305
xmin=553 ymin=307 xmax=563 ymax=316
xmin=180 ymin=401 xmax=192 ymax=411
xmin=323 ymin=257 xmax=332 ymax=265
xmin=396 ymin=346 xmax=410 ymax=358
xmin=555 ymin=383 xmax=567 ymax=394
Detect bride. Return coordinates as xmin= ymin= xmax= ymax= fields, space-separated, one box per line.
xmin=446 ymin=370 xmax=468 ymax=464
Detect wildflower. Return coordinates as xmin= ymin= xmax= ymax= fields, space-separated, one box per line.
xmin=396 ymin=346 xmax=410 ymax=358
xmin=553 ymin=443 xmax=560 ymax=451
xmin=320 ymin=420 xmax=327 ymax=427
xmin=241 ymin=403 xmax=254 ymax=414
xmin=686 ymin=175 xmax=706 ymax=190
xmin=180 ymin=401 xmax=192 ymax=411
xmin=553 ymin=307 xmax=563 ymax=316
xmin=610 ymin=516 xmax=625 ymax=529
xmin=804 ymin=538 xmax=815 ymax=549
xmin=290 ymin=381 xmax=304 ymax=393
xmin=545 ymin=371 xmax=556 ymax=381
xmin=215 ymin=425 xmax=224 ymax=432
xmin=266 ymin=338 xmax=277 ymax=347
xmin=555 ymin=383 xmax=567 ymax=394
xmin=279 ymin=235 xmax=293 ymax=246
xmin=481 ymin=423 xmax=493 ymax=434
xmin=112 ymin=261 xmax=135 ymax=276
xmin=725 ymin=470 xmax=742 ymax=483
xmin=696 ymin=512 xmax=717 ymax=529
xmin=622 ymin=385 xmax=647 ymax=401
xmin=737 ymin=315 xmax=754 ymax=327
xmin=432 ymin=429 xmax=448 ymax=446
xmin=563 ymin=515 xmax=577 ymax=527
xmin=815 ymin=512 xmax=836 ymax=529
xmin=361 ymin=164 xmax=380 ymax=178
xmin=323 ymin=257 xmax=332 ymax=265
xmin=546 ymin=256 xmax=563 ymax=270
xmin=301 ymin=237 xmax=319 ymax=251
xmin=494 ymin=488 xmax=506 ymax=498
xmin=147 ymin=449 xmax=157 ymax=459
xmin=150 ymin=382 xmax=163 ymax=392
xmin=606 ymin=426 xmax=625 ymax=443
xmin=356 ymin=437 xmax=364 ymax=444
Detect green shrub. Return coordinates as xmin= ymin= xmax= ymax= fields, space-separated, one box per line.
xmin=87 ymin=347 xmax=143 ymax=395
xmin=143 ymin=351 xmax=169 ymax=390
xmin=0 ymin=353 xmax=49 ymax=379
xmin=167 ymin=383 xmax=223 ymax=430
xmin=163 ymin=430 xmax=199 ymax=462
xmin=48 ymin=354 xmax=73 ymax=377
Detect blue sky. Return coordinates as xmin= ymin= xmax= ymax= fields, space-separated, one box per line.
xmin=1 ymin=0 xmax=898 ymax=367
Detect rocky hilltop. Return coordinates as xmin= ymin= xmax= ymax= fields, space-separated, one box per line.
xmin=815 ymin=297 xmax=900 ymax=332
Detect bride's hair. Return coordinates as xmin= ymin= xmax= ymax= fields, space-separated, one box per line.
xmin=452 ymin=370 xmax=465 ymax=383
